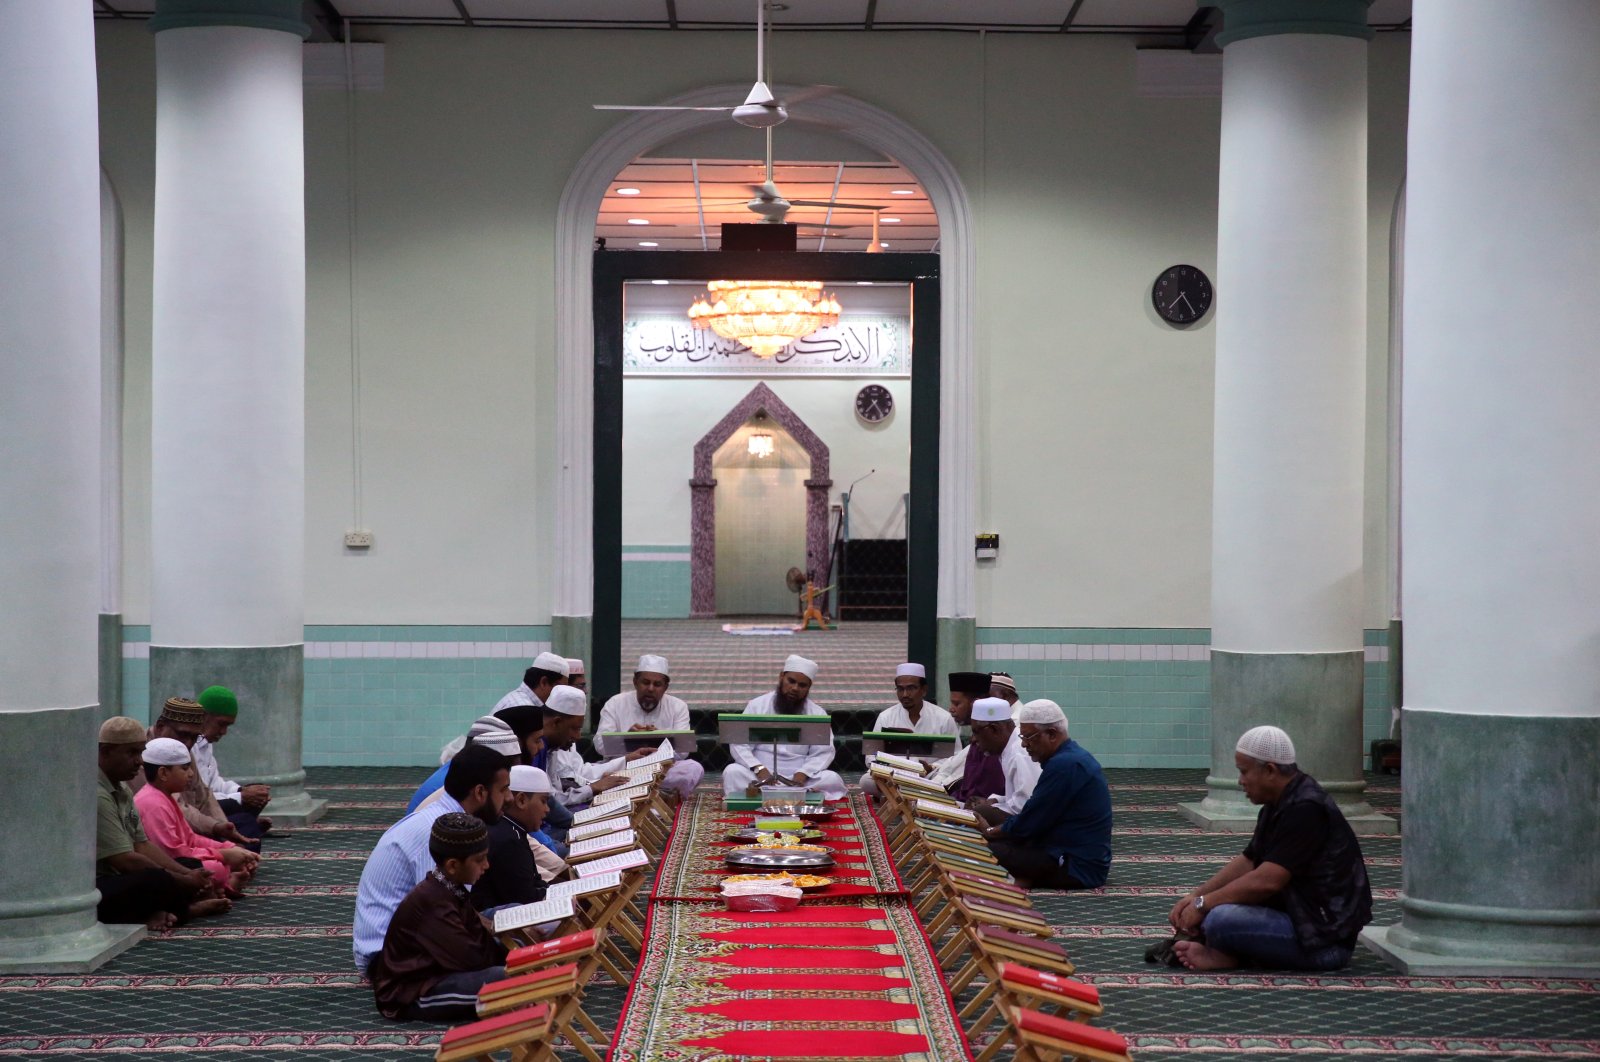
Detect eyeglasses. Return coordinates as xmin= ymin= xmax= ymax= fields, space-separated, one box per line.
xmin=1018 ymin=729 xmax=1046 ymax=745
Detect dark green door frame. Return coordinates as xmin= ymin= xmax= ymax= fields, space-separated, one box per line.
xmin=591 ymin=250 xmax=941 ymax=709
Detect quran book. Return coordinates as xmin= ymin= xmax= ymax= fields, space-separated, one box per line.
xmin=593 ymin=782 xmax=650 ymax=805
xmin=569 ymin=815 xmax=632 ymax=840
xmin=631 ymin=738 xmax=677 ymax=767
xmin=493 ymin=894 xmax=576 ymax=934
xmin=439 ymin=1004 xmax=551 ymax=1050
xmin=546 ymin=870 xmax=622 ymax=900
xmin=915 ymin=799 xmax=977 ymax=823
xmin=571 ymin=803 xmax=623 ymax=825
xmin=622 ymin=763 xmax=662 ymax=784
xmin=891 ymin=769 xmax=946 ymax=793
xmin=575 ymin=848 xmax=649 ymax=876
xmin=997 ymin=963 xmax=1101 ymax=1006
xmin=505 ymin=930 xmax=598 ymax=972
xmin=872 ymin=752 xmax=927 ymax=774
xmin=868 ymin=763 xmax=896 ymax=780
xmin=567 ymin=829 xmax=636 ymax=857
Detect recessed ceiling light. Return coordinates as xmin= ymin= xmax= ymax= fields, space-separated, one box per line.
xmin=616 ymin=187 xmax=642 ymax=196
xmin=638 ymin=241 xmax=658 ymax=247
xmin=650 ymin=279 xmax=669 ymax=285
xmin=879 ymin=242 xmax=890 ymax=248
xmin=891 ymin=189 xmax=914 ymax=195
xmin=882 ymin=217 xmax=901 ymax=224
xmin=856 ymin=281 xmax=875 ymax=286
xmin=627 ymin=218 xmax=650 ymax=225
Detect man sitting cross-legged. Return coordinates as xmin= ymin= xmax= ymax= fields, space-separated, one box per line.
xmin=980 ymin=700 xmax=1112 ymax=890
xmin=353 ymin=745 xmax=510 ymax=973
xmin=134 ymin=737 xmax=261 ymax=898
xmin=722 ymin=654 xmax=846 ymax=802
xmin=861 ymin=663 xmax=960 ymax=798
xmin=1169 ymin=725 xmax=1373 ymax=972
xmin=369 ymin=812 xmax=509 ymax=1021
xmin=193 ymin=685 xmax=273 ymax=844
xmin=94 ymin=717 xmax=229 ymax=931
xmin=471 ymin=765 xmax=560 ymax=911
xmin=133 ymin=696 xmax=256 ymax=850
xmin=545 ymin=684 xmax=655 ymax=809
xmin=408 ymin=716 xmax=525 ymax=815
xmin=593 ymin=654 xmax=705 ymax=800
xmin=963 ymin=697 xmax=1041 ymax=826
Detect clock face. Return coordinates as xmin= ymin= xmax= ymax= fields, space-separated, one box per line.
xmin=855 ymin=384 xmax=893 ymax=423
xmin=1153 ymin=264 xmax=1213 ymax=325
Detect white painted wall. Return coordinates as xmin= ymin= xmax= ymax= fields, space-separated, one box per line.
xmin=94 ymin=25 xmax=1409 ymax=632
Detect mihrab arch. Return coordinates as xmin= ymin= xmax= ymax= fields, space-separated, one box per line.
xmin=689 ymin=383 xmax=830 ymax=617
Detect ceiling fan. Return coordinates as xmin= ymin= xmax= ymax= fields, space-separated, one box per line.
xmin=739 ymin=127 xmax=888 ymax=250
xmin=593 ymin=0 xmax=835 ymax=129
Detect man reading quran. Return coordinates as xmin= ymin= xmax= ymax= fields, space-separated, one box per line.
xmin=980 ymin=700 xmax=1112 ymax=890
xmin=721 ymin=654 xmax=846 ymax=801
xmin=593 ymin=653 xmax=704 ymax=799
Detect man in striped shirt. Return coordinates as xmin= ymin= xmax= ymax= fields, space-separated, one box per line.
xmin=352 ymin=745 xmax=511 ymax=973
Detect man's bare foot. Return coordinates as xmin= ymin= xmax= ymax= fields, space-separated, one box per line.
xmin=1173 ymin=940 xmax=1240 ymax=971
xmin=145 ymin=911 xmax=178 ymax=932
xmin=188 ymin=897 xmax=232 ymax=919
xmin=258 ymin=817 xmax=274 ymax=832
xmin=224 ymin=872 xmax=251 ymax=898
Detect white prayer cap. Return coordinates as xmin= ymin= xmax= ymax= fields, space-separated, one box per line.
xmin=1018 ymin=699 xmax=1068 ymax=727
xmin=782 ymin=654 xmax=818 ymax=680
xmin=970 ymin=697 xmax=1011 ymax=723
xmin=1236 ymin=725 xmax=1296 ymax=766
xmin=895 ymin=663 xmax=926 ymax=679
xmin=532 ymin=651 xmax=571 ymax=677
xmin=545 ymin=684 xmax=588 ymax=716
xmin=566 ymin=658 xmax=585 ymax=675
xmin=989 ymin=673 xmax=1018 ymax=696
xmin=141 ymin=737 xmax=191 ymax=766
xmin=509 ymin=765 xmax=553 ymax=794
xmin=636 ymin=654 xmax=670 ymax=676
xmin=475 ymin=731 xmax=524 ymax=757
xmin=467 ymin=715 xmax=510 ymax=738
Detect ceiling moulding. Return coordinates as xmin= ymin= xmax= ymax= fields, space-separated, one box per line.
xmin=303 ymin=42 xmax=385 ymax=90
xmin=1136 ymin=49 xmax=1222 ymax=98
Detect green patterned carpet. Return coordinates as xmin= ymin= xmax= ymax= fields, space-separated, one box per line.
xmin=1 ymin=768 xmax=1595 ymax=1061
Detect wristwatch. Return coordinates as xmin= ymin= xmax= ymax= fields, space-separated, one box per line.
xmin=1193 ymin=894 xmax=1206 ymax=911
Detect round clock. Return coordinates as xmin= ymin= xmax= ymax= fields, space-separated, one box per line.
xmin=1152 ymin=264 xmax=1213 ymax=325
xmin=855 ymin=384 xmax=893 ymax=424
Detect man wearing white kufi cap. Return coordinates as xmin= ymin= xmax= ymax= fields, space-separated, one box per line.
xmin=722 ymin=654 xmax=846 ymax=801
xmin=963 ymin=697 xmax=1041 ymax=824
xmin=594 ymin=654 xmax=704 ymax=799
xmin=543 ymin=684 xmax=655 ymax=808
xmin=979 ymin=700 xmax=1112 ymax=890
xmin=410 ymin=717 xmax=525 ymax=814
xmin=493 ymin=651 xmax=571 ymax=712
xmin=1169 ymin=726 xmax=1372 ymax=972
xmin=862 ymin=663 xmax=961 ymax=797
xmin=471 ymin=765 xmax=561 ymax=910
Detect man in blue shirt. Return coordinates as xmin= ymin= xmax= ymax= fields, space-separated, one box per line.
xmin=981 ymin=700 xmax=1112 ymax=890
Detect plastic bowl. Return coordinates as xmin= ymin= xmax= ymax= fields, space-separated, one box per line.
xmin=722 ymin=890 xmax=803 ymax=912
xmin=759 ymin=784 xmax=808 ymax=806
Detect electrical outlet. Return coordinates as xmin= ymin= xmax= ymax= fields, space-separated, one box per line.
xmin=344 ymin=529 xmax=374 ymax=549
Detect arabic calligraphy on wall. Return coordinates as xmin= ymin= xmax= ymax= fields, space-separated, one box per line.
xmin=623 ymin=314 xmax=910 ymax=376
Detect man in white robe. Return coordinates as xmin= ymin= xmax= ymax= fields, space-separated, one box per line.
xmin=544 ymin=684 xmax=649 ymax=807
xmin=721 ymin=654 xmax=845 ymax=801
xmin=594 ymin=654 xmax=704 ymax=798
xmin=966 ymin=696 xmax=1042 ymax=824
xmin=493 ymin=651 xmax=570 ymax=712
xmin=861 ymin=663 xmax=960 ymax=797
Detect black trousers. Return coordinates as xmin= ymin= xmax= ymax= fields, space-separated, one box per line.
xmin=218 ymin=798 xmax=266 ymax=847
xmin=95 ymin=870 xmax=189 ymax=925
xmin=986 ymin=837 xmax=1087 ymax=890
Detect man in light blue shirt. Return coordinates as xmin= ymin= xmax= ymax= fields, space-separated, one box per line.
xmin=352 ymin=745 xmax=511 ymax=973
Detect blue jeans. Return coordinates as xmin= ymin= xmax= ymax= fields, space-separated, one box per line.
xmin=1201 ymin=903 xmax=1353 ymax=971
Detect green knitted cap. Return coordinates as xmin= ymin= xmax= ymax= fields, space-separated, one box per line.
xmin=198 ymin=685 xmax=239 ymax=718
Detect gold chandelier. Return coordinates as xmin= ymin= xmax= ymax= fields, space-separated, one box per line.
xmin=687 ymin=280 xmax=841 ymax=359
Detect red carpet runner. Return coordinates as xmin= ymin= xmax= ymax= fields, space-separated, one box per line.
xmin=611 ymin=791 xmax=974 ymax=1061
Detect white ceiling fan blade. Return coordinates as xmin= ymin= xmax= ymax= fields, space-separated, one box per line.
xmin=779 ymin=84 xmax=839 ymax=106
xmin=786 ymin=200 xmax=885 ymax=211
xmin=592 ymin=104 xmax=735 ymax=112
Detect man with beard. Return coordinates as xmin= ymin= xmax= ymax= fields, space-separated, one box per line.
xmin=544 ymin=685 xmax=652 ymax=809
xmin=721 ymin=655 xmax=845 ymax=801
xmin=593 ymin=654 xmax=704 ymax=799
xmin=131 ymin=696 xmax=255 ymax=849
xmin=861 ymin=663 xmax=959 ymax=798
xmin=927 ymin=671 xmax=998 ymax=789
xmin=493 ymin=651 xmax=570 ymax=712
xmin=352 ymin=745 xmax=511 ymax=973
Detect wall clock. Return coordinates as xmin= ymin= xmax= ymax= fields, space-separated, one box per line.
xmin=855 ymin=384 xmax=893 ymax=423
xmin=1152 ymin=264 xmax=1213 ymax=325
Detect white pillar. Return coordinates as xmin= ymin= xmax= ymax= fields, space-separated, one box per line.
xmin=100 ymin=171 xmax=125 ymax=719
xmin=1181 ymin=0 xmax=1392 ymax=831
xmin=1361 ymin=0 xmax=1600 ymax=975
xmin=0 ymin=1 xmax=143 ymax=971
xmin=149 ymin=0 xmax=324 ymax=822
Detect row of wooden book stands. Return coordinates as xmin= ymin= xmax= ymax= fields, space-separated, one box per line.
xmin=870 ymin=760 xmax=1136 ymax=1062
xmin=432 ymin=764 xmax=679 ymax=1062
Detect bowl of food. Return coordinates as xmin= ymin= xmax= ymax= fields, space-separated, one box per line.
xmin=758 ymin=784 xmax=808 ymax=806
xmin=720 ymin=878 xmax=804 ymax=912
xmin=788 ymin=874 xmax=834 ymax=892
xmin=724 ymin=827 xmax=826 ymax=844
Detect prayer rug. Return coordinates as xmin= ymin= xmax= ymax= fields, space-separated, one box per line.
xmin=609 ymin=899 xmax=973 ymax=1061
xmin=652 ymin=790 xmax=905 ymax=900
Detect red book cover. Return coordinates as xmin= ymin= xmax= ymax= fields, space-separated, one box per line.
xmin=977 ymin=925 xmax=1070 ymax=959
xmin=1013 ymin=1008 xmax=1128 ymax=1055
xmin=996 ymin=962 xmax=1100 ymax=1005
xmin=439 ymin=1003 xmax=550 ymax=1048
xmin=479 ymin=962 xmax=579 ymax=998
xmin=507 ymin=930 xmax=597 ymax=969
xmin=964 ymin=896 xmax=1048 ymax=923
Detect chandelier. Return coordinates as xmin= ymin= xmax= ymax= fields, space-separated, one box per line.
xmin=747 ymin=432 xmax=775 ymax=459
xmin=687 ymin=280 xmax=841 ymax=359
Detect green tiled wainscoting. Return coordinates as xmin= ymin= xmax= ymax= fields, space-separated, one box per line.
xmin=621 ymin=546 xmax=691 ymax=618
xmin=976 ymin=628 xmax=1395 ymax=768
xmin=121 ymin=625 xmax=553 ymax=766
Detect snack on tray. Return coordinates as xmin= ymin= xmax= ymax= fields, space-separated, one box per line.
xmin=722 ymin=873 xmax=796 ymax=885
xmin=788 ymin=874 xmax=832 ymax=889
xmin=731 ymin=842 xmax=829 ymax=854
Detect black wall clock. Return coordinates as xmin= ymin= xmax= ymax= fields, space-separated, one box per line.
xmin=1152 ymin=264 xmax=1213 ymax=325
xmin=855 ymin=384 xmax=893 ymax=423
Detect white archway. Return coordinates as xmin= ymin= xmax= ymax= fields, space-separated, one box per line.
xmin=551 ymin=85 xmax=976 ymax=646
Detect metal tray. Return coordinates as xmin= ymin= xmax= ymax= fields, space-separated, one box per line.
xmin=758 ymin=803 xmax=845 ymax=822
xmin=724 ymin=828 xmax=826 ymax=844
xmin=723 ymin=848 xmax=838 ymax=872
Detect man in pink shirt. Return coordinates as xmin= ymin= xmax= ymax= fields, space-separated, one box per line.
xmin=134 ymin=737 xmax=259 ymax=897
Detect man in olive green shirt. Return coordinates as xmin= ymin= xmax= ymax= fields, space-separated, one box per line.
xmin=96 ymin=717 xmax=228 ymax=930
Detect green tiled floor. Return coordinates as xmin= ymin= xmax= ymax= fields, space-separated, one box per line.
xmin=1 ymin=768 xmax=1594 ymax=1061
